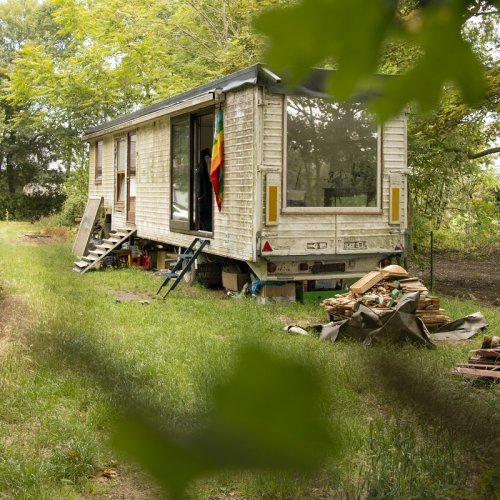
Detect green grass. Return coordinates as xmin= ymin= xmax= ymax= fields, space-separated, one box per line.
xmin=0 ymin=221 xmax=498 ymax=499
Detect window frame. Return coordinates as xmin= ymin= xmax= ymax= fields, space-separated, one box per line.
xmin=281 ymin=95 xmax=383 ymax=215
xmin=169 ymin=114 xmax=193 ymax=232
xmin=94 ymin=140 xmax=103 ymax=184
xmin=168 ymin=106 xmax=215 ymax=234
xmin=115 ymin=136 xmax=127 ymax=206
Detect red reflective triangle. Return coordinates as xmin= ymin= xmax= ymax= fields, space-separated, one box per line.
xmin=262 ymin=241 xmax=273 ymax=252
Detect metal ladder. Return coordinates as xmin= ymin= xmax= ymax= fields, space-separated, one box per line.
xmin=156 ymin=238 xmax=209 ymax=299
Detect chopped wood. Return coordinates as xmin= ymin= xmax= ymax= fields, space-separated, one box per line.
xmin=350 ymin=271 xmax=384 ymax=294
xmin=322 ymin=266 xmax=448 ymax=326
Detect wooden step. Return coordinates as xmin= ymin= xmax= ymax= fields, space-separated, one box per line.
xmin=74 ymin=261 xmax=89 ymax=268
xmin=83 ymin=255 xmax=99 ymax=262
xmin=111 ymin=230 xmax=131 ymax=238
xmin=96 ymin=243 xmax=114 ymax=250
xmin=89 ymin=248 xmax=107 ymax=256
xmin=103 ymin=237 xmax=121 ymax=244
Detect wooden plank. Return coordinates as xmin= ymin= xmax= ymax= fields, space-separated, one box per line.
xmin=471 ymin=349 xmax=500 ymax=358
xmin=468 ymin=357 xmax=497 ymax=365
xmin=350 ymin=271 xmax=384 ymax=294
xmin=456 ymin=363 xmax=499 ymax=370
xmin=72 ymin=197 xmax=103 ymax=258
xmin=452 ymin=367 xmax=500 ymax=379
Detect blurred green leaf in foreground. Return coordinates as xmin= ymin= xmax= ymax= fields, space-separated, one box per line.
xmin=112 ymin=345 xmax=339 ymax=499
xmin=255 ymin=0 xmax=495 ymax=121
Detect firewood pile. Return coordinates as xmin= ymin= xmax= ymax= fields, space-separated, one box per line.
xmin=321 ymin=265 xmax=450 ymax=326
xmin=453 ymin=336 xmax=500 ymax=380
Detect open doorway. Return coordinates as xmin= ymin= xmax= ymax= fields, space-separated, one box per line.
xmin=194 ymin=112 xmax=213 ymax=233
xmin=170 ymin=108 xmax=214 ymax=233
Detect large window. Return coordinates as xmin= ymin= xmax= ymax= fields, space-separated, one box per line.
xmin=286 ymin=97 xmax=379 ymax=210
xmin=171 ymin=116 xmax=191 ymax=224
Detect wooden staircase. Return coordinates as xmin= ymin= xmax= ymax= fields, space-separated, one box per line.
xmin=73 ymin=228 xmax=137 ymax=274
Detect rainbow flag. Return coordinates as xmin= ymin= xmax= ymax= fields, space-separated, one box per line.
xmin=210 ymin=110 xmax=224 ymax=211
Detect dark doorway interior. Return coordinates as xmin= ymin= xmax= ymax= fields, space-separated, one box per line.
xmin=194 ymin=112 xmax=214 ymax=233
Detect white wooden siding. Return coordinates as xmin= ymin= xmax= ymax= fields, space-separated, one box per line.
xmin=209 ymin=88 xmax=255 ymax=259
xmin=88 ymin=85 xmax=406 ymax=267
xmin=135 ymin=119 xmax=170 ymax=238
xmin=259 ymin=89 xmax=407 ymax=260
xmin=91 ymin=88 xmax=255 ymax=260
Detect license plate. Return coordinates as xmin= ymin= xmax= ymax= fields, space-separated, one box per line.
xmin=307 ymin=242 xmax=327 ymax=250
xmin=344 ymin=241 xmax=367 ymax=250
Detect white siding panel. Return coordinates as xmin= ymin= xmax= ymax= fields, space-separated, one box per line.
xmin=258 ymin=92 xmax=407 ymax=257
xmin=87 ymin=85 xmax=406 ymax=265
xmin=209 ymin=88 xmax=255 ymax=259
xmin=135 ymin=119 xmax=170 ymax=240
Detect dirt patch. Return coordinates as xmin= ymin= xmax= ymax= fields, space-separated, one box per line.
xmin=0 ymin=294 xmax=31 ymax=335
xmin=21 ymin=227 xmax=70 ymax=244
xmin=42 ymin=226 xmax=70 ymax=241
xmin=85 ymin=464 xmax=161 ymax=499
xmin=409 ymin=251 xmax=500 ymax=306
xmin=109 ymin=290 xmax=154 ymax=303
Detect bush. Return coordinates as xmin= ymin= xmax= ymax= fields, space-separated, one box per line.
xmin=57 ymin=167 xmax=89 ymax=226
xmin=0 ymin=191 xmax=66 ymax=221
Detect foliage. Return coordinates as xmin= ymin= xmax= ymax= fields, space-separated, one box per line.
xmin=114 ymin=345 xmax=337 ymax=499
xmin=0 ymin=0 xmax=67 ymax=220
xmin=255 ymin=0 xmax=496 ymax=121
xmin=1 ymin=0 xmax=286 ymax=220
xmin=56 ymin=164 xmax=89 ymax=225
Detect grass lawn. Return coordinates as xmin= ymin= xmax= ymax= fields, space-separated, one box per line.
xmin=0 ymin=221 xmax=498 ymax=499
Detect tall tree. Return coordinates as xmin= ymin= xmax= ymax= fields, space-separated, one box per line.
xmin=0 ymin=0 xmax=62 ymax=218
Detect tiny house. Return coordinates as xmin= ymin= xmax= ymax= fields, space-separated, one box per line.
xmin=82 ymin=64 xmax=407 ymax=284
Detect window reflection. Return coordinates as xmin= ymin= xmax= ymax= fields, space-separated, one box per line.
xmin=286 ymin=97 xmax=378 ymax=208
xmin=171 ymin=117 xmax=190 ymax=221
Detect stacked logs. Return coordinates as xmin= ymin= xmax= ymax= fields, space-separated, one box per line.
xmin=321 ymin=265 xmax=450 ymax=326
xmin=453 ymin=336 xmax=500 ymax=380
